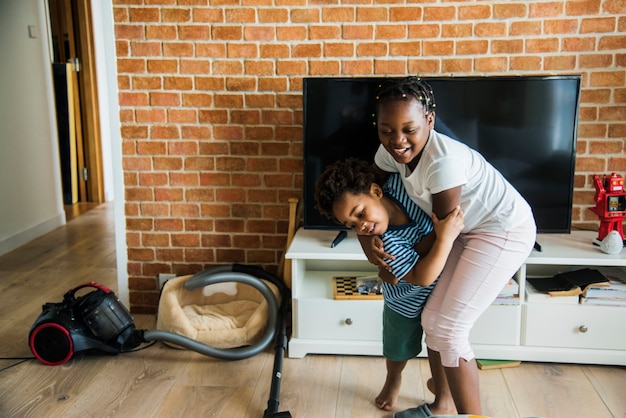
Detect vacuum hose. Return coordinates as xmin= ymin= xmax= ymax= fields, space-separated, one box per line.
xmin=141 ymin=265 xmax=280 ymax=361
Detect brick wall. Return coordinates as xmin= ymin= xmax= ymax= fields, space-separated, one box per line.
xmin=112 ymin=0 xmax=626 ymax=313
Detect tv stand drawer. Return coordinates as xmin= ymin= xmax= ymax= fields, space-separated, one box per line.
xmin=295 ymin=298 xmax=383 ymax=341
xmin=524 ymin=304 xmax=626 ymax=350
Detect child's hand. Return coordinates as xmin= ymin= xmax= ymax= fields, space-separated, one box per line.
xmin=365 ymin=235 xmax=396 ymax=271
xmin=432 ymin=205 xmax=464 ymax=244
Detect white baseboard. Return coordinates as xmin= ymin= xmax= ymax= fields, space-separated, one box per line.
xmin=0 ymin=213 xmax=65 ymax=257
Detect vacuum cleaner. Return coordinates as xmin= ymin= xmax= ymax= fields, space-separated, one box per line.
xmin=28 ymin=263 xmax=292 ymax=418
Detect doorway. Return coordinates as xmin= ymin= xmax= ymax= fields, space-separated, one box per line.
xmin=47 ymin=0 xmax=104 ymax=214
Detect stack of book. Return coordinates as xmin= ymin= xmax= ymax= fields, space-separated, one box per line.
xmin=580 ymin=268 xmax=626 ymax=306
xmin=493 ymin=278 xmax=520 ymax=305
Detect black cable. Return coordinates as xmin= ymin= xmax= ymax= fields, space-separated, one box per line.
xmin=0 ymin=358 xmax=32 ymax=373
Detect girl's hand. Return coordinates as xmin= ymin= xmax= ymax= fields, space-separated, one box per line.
xmin=432 ymin=205 xmax=464 ymax=244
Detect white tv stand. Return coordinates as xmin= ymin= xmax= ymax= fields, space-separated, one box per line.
xmin=285 ymin=228 xmax=626 ymax=365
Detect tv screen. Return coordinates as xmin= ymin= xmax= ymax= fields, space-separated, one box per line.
xmin=303 ymin=75 xmax=581 ymax=233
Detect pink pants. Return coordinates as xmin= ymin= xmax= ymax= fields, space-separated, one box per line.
xmin=422 ymin=217 xmax=536 ymax=367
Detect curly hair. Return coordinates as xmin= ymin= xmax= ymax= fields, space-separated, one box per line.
xmin=314 ymin=158 xmax=380 ymax=222
xmin=374 ymin=76 xmax=436 ymax=119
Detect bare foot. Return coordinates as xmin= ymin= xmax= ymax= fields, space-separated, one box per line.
xmin=375 ymin=374 xmax=402 ymax=411
xmin=424 ymin=378 xmax=458 ymax=415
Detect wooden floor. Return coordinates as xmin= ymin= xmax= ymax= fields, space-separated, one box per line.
xmin=0 ymin=202 xmax=625 ymax=418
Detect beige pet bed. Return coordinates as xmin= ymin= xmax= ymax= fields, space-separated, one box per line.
xmin=157 ymin=274 xmax=281 ymax=350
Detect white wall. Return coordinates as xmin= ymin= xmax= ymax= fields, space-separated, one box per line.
xmin=92 ymin=0 xmax=128 ymax=305
xmin=0 ymin=0 xmax=65 ymax=256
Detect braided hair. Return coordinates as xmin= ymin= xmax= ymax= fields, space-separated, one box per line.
xmin=314 ymin=158 xmax=381 ymax=222
xmin=374 ymin=76 xmax=437 ymax=120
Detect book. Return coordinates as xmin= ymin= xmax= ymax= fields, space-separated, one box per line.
xmin=493 ymin=295 xmax=520 ymax=305
xmin=476 ymin=359 xmax=521 ymax=370
xmin=580 ymin=297 xmax=626 ymax=306
xmin=584 ymin=280 xmax=626 ymax=299
xmin=585 ymin=268 xmax=626 ymax=298
xmin=493 ymin=279 xmax=520 ymax=304
xmin=526 ymin=268 xmax=609 ymax=297
xmin=498 ymin=279 xmax=519 ymax=297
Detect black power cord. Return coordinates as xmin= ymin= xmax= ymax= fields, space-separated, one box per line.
xmin=0 ymin=357 xmax=34 ymax=372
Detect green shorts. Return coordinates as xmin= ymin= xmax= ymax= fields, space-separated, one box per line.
xmin=382 ymin=304 xmax=424 ymax=362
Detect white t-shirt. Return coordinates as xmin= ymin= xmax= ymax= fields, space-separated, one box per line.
xmin=374 ymin=129 xmax=534 ymax=233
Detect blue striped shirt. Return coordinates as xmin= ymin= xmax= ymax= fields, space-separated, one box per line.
xmin=381 ymin=173 xmax=436 ymax=318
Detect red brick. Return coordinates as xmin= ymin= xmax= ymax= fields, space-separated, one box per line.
xmin=162 ymin=8 xmax=191 ymax=22
xmin=258 ymin=8 xmax=289 ymax=23
xmin=212 ymin=25 xmax=243 ymax=41
xmin=442 ymin=23 xmax=472 ymax=38
xmin=115 ymin=24 xmax=145 ymax=40
xmin=171 ymin=203 xmax=200 ymax=217
xmin=545 ymin=55 xmax=577 ymax=70
xmin=150 ymin=92 xmax=180 ymax=107
xmin=459 ymin=5 xmax=491 ymax=20
xmin=168 ymin=109 xmax=198 ymax=123
xmin=580 ymin=17 xmax=617 ymax=33
xmin=529 ymin=2 xmax=564 ymax=18
xmin=390 ymin=7 xmax=422 ymax=21
xmin=154 ymin=188 xmax=183 ymax=202
xmin=196 ymin=43 xmax=227 ymax=57
xmin=193 ymin=8 xmax=224 ymax=22
xmin=457 ymin=40 xmax=489 ymax=55
xmin=245 ymin=26 xmax=275 ymax=41
xmin=510 ymin=21 xmax=541 ymax=36
xmin=150 ymin=126 xmax=180 ymax=139
xmin=442 ymin=58 xmax=472 ymax=73
xmin=147 ymin=59 xmax=178 ymax=73
xmin=343 ymin=24 xmax=374 ymax=39
xmin=423 ymin=40 xmax=454 ymax=56
xmin=423 ymin=6 xmax=456 ymax=21
xmin=475 ymin=57 xmax=508 ymax=72
xmin=493 ymin=3 xmax=526 ymax=19
xmin=146 ymin=25 xmax=176 ymax=40
xmin=129 ymin=8 xmax=160 ymax=22
xmin=291 ymin=8 xmax=319 ymax=23
xmin=277 ymin=26 xmax=308 ymax=41
xmin=475 ymin=22 xmax=506 ymax=37
xmin=225 ymin=7 xmax=256 ymax=23
xmin=598 ymin=35 xmax=626 ymax=51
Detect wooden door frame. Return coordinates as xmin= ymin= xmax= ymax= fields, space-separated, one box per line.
xmin=73 ymin=0 xmax=104 ymax=203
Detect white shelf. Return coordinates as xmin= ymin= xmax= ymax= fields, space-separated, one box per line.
xmin=286 ymin=228 xmax=626 ymax=365
xmin=286 ymin=229 xmax=367 ymax=260
xmin=529 ymin=230 xmax=626 ymax=266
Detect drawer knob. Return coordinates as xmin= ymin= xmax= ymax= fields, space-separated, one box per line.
xmin=345 ymin=318 xmax=353 ymax=325
xmin=579 ymin=325 xmax=588 ymax=333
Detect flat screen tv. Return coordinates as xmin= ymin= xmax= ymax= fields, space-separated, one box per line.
xmin=303 ymin=75 xmax=581 ymax=234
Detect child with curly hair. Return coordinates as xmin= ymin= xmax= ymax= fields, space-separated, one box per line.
xmin=315 ymin=157 xmax=464 ymax=411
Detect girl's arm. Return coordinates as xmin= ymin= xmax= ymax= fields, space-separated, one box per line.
xmin=411 ymin=185 xmax=462 ymax=257
xmin=432 ymin=186 xmax=462 ymax=219
xmin=398 ymin=206 xmax=464 ymax=286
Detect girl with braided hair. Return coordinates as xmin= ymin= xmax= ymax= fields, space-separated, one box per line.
xmin=361 ymin=76 xmax=537 ymax=417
